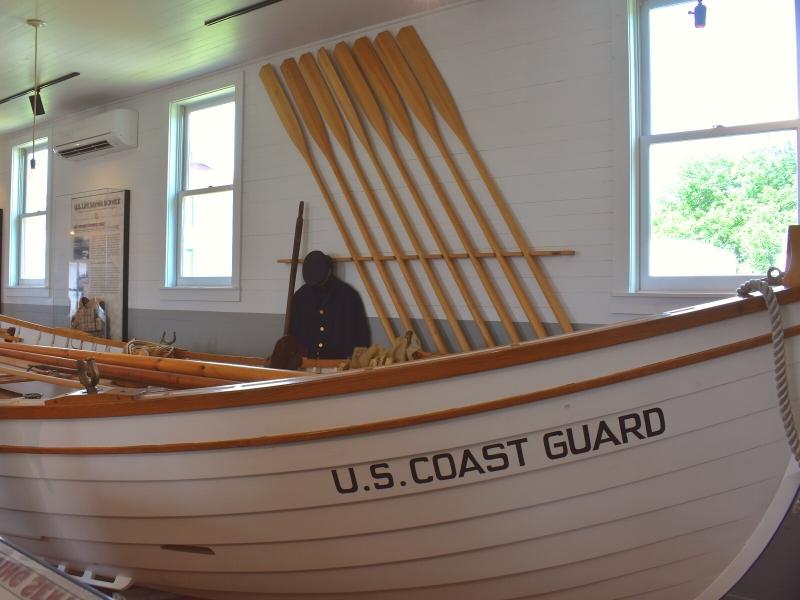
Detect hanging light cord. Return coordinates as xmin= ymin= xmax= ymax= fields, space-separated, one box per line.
xmin=30 ymin=22 xmax=39 ymax=169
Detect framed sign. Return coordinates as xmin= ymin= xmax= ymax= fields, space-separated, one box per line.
xmin=68 ymin=190 xmax=130 ymax=340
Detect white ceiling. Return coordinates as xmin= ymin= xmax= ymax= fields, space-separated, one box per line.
xmin=0 ymin=0 xmax=460 ymax=136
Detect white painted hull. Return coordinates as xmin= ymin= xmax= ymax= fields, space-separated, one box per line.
xmin=0 ymin=296 xmax=798 ymax=598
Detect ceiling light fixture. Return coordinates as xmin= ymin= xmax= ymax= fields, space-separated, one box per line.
xmin=204 ymin=0 xmax=284 ymax=26
xmin=27 ymin=18 xmax=44 ymax=169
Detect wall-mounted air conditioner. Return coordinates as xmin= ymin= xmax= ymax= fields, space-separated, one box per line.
xmin=53 ymin=109 xmax=138 ymax=160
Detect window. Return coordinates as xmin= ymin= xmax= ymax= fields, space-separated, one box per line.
xmin=9 ymin=140 xmax=49 ymax=288
xmin=637 ymin=0 xmax=799 ymax=291
xmin=166 ymin=85 xmax=240 ymax=290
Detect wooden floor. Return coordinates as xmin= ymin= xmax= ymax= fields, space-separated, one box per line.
xmin=723 ymin=500 xmax=800 ymax=600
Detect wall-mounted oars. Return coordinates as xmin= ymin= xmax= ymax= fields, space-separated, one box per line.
xmin=374 ymin=32 xmax=546 ymax=340
xmin=334 ymin=41 xmax=490 ymax=348
xmin=353 ymin=37 xmax=522 ymax=344
xmin=297 ymin=52 xmax=446 ymax=354
xmin=395 ymin=26 xmax=573 ymax=333
xmin=282 ymin=57 xmax=413 ymax=341
xmin=316 ymin=48 xmax=471 ymax=354
xmin=258 ymin=64 xmax=396 ymax=343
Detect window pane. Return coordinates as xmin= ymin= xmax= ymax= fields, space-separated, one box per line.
xmin=20 ymin=215 xmax=46 ymax=281
xmin=24 ymin=147 xmax=49 ymax=213
xmin=180 ymin=191 xmax=233 ymax=279
xmin=186 ymin=101 xmax=235 ymax=189
xmin=648 ymin=130 xmax=798 ymax=277
xmin=648 ymin=0 xmax=798 ymax=134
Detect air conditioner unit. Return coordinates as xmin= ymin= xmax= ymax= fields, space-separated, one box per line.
xmin=53 ymin=109 xmax=138 ymax=160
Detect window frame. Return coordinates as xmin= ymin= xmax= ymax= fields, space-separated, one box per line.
xmin=164 ymin=73 xmax=242 ymax=300
xmin=8 ymin=137 xmax=51 ymax=293
xmin=634 ymin=0 xmax=800 ymax=293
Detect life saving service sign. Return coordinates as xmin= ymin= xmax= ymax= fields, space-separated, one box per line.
xmin=0 ymin=538 xmax=108 ymax=600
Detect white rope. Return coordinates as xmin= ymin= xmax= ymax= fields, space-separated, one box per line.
xmin=737 ymin=276 xmax=800 ymax=465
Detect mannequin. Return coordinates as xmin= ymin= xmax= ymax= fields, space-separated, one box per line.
xmin=289 ymin=251 xmax=371 ymax=359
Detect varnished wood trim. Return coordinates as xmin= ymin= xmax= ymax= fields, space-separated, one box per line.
xmin=0 ymin=289 xmax=794 ymax=421
xmin=0 ymin=324 xmax=790 ymax=454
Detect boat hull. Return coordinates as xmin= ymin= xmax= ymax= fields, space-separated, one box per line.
xmin=0 ymin=296 xmax=798 ymax=598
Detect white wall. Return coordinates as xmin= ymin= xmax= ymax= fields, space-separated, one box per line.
xmin=0 ymin=0 xmax=716 ymax=338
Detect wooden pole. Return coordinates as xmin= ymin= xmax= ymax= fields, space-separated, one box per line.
xmin=317 ymin=47 xmax=471 ymax=352
xmin=374 ymin=32 xmax=546 ymax=340
xmin=283 ymin=201 xmax=304 ymax=336
xmin=352 ymin=37 xmax=521 ymax=344
xmin=395 ymin=26 xmax=573 ymax=333
xmin=297 ymin=52 xmax=447 ymax=354
xmin=259 ymin=64 xmax=397 ymax=343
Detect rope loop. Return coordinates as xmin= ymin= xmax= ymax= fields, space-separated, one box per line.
xmin=737 ymin=272 xmax=800 ymax=465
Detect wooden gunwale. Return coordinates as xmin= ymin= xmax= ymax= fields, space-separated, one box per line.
xmin=0 ymin=288 xmax=791 ymax=423
xmin=0 ymin=321 xmax=793 ymax=454
xmin=0 ymin=316 xmax=126 ymax=348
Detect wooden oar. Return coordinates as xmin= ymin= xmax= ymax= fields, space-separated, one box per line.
xmin=395 ymin=26 xmax=573 ymax=333
xmin=297 ymin=52 xmax=446 ymax=354
xmin=3 ymin=343 xmax=297 ymax=383
xmin=341 ymin=40 xmax=495 ymax=348
xmin=352 ymin=37 xmax=521 ymax=344
xmin=317 ymin=47 xmax=470 ymax=353
xmin=332 ymin=42 xmax=483 ymax=349
xmin=0 ymin=346 xmax=234 ymax=389
xmin=259 ymin=64 xmax=396 ymax=343
xmin=374 ymin=32 xmax=546 ymax=340
xmin=288 ymin=54 xmax=414 ymax=344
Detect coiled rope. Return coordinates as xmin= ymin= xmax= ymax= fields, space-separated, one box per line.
xmin=124 ymin=339 xmax=175 ymax=358
xmin=738 ymin=272 xmax=800 ymax=465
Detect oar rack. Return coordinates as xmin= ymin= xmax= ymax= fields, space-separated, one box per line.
xmin=262 ymin=26 xmax=575 ymax=354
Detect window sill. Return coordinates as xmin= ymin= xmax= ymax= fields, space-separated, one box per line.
xmin=610 ymin=290 xmax=731 ymax=315
xmin=159 ymin=286 xmax=241 ymax=302
xmin=5 ymin=286 xmax=51 ymax=298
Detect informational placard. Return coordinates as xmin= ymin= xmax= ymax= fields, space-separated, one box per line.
xmin=0 ymin=537 xmax=109 ymax=599
xmin=68 ymin=190 xmax=130 ymax=340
